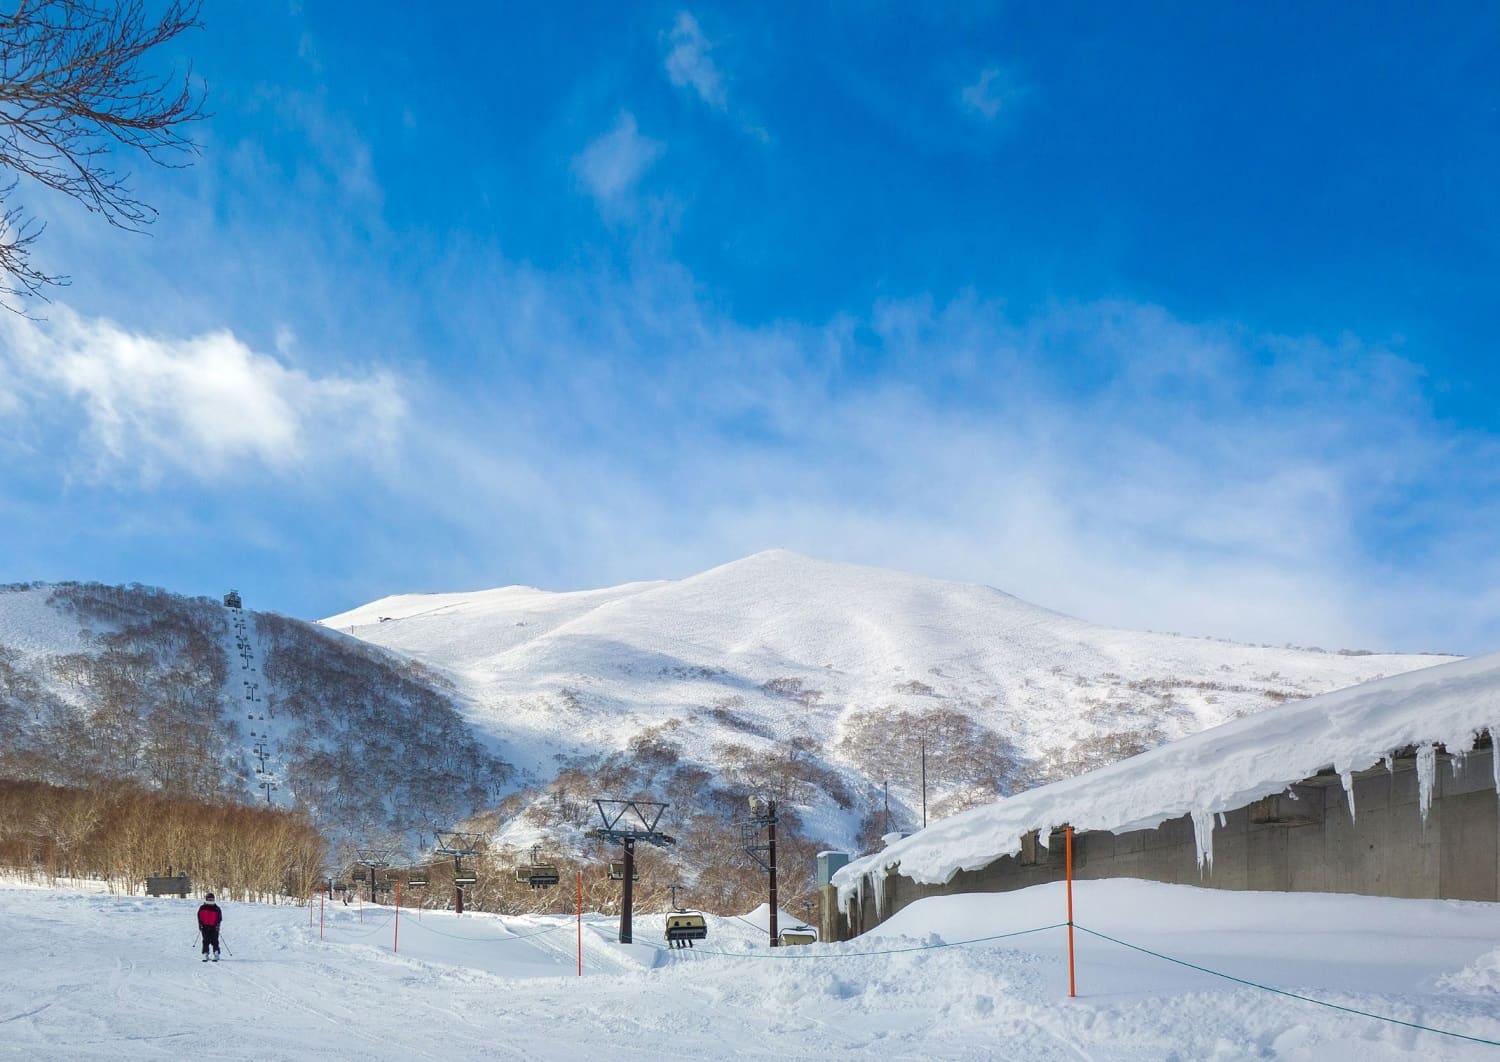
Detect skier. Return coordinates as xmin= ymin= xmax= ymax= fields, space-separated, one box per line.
xmin=197 ymin=892 xmax=223 ymax=962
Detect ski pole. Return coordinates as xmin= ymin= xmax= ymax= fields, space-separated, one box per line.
xmin=220 ymin=934 xmax=232 ymax=957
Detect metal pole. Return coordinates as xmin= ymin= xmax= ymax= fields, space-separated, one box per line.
xmin=768 ymin=800 xmax=779 ymax=948
xmin=620 ymin=839 xmax=635 ymax=944
xmin=921 ymin=737 xmax=927 ymax=829
xmin=1066 ymin=825 xmax=1076 ymax=998
xmin=576 ymin=870 xmax=583 ymax=976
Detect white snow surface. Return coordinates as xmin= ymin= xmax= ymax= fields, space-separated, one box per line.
xmin=322 ymin=551 xmax=1447 ymax=847
xmin=5 ymin=877 xmax=1500 ymax=1059
xmin=835 ymin=650 xmax=1500 ymax=906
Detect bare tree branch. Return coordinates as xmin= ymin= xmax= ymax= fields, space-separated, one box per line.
xmin=0 ymin=0 xmax=204 ymax=302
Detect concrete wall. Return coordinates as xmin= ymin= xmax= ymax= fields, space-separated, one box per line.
xmin=836 ymin=745 xmax=1499 ymax=939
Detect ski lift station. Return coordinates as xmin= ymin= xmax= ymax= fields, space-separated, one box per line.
xmin=828 ymin=652 xmax=1500 ymax=941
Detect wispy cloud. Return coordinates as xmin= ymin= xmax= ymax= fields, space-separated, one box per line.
xmin=0 ymin=307 xmax=406 ymax=483
xmin=359 ymin=254 xmax=1496 ymax=655
xmin=664 ymin=12 xmax=727 ymax=111
xmin=572 ymin=112 xmax=665 ymax=219
xmin=960 ymin=65 xmax=1019 ymax=121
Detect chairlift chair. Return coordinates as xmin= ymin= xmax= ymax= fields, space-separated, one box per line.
xmin=663 ymin=882 xmax=707 ymax=948
xmin=514 ymin=845 xmax=560 ymax=890
xmin=664 ymin=912 xmax=708 ymax=948
xmin=407 ymin=875 xmax=428 ymax=888
xmin=607 ymin=861 xmax=639 ymax=881
xmin=778 ymin=925 xmax=818 ymax=946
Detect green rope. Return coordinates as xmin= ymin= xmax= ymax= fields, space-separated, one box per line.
xmin=1074 ymin=924 xmax=1500 ymax=1050
xmin=647 ymin=921 xmax=1068 ymax=959
xmin=323 ymin=914 xmax=394 ymax=937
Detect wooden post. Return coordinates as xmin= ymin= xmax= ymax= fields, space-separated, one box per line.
xmin=1065 ymin=824 xmax=1076 ymax=998
xmin=576 ymin=870 xmax=583 ymax=976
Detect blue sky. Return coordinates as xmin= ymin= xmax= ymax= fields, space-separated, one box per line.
xmin=0 ymin=3 xmax=1496 ymax=653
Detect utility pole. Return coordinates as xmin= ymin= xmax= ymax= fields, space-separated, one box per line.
xmin=743 ymin=796 xmax=780 ymax=947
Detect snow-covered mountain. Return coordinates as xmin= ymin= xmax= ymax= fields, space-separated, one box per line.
xmin=0 ymin=582 xmax=509 ymax=848
xmin=324 ymin=550 xmax=1451 ymax=850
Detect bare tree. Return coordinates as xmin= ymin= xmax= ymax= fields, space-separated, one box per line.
xmin=0 ymin=0 xmax=204 ymax=300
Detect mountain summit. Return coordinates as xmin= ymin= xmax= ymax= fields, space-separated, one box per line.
xmin=325 ymin=551 xmax=1447 ymax=848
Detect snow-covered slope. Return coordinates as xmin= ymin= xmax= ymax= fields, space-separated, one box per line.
xmin=325 ymin=551 xmax=1450 ymax=848
xmin=0 ymin=583 xmax=508 ymax=843
xmin=5 ymin=878 xmax=1500 ymax=1059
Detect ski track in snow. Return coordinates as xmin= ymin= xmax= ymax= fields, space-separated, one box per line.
xmin=5 ymin=879 xmax=1500 ymax=1060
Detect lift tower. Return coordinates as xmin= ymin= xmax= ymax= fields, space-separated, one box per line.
xmin=593 ymin=799 xmax=675 ymax=944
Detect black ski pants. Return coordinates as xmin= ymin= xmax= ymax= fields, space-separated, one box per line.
xmin=200 ymin=926 xmax=220 ymax=955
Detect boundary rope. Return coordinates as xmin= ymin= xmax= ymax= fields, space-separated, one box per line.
xmin=1074 ymin=923 xmax=1500 ymax=1050
xmin=648 ymin=921 xmax=1068 ymax=959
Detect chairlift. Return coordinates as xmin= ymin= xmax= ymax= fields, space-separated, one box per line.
xmin=332 ymin=882 xmax=348 ymax=893
xmin=407 ymin=875 xmax=428 ymax=888
xmin=778 ymin=925 xmax=818 ymax=946
xmin=353 ymin=871 xmax=368 ymax=882
xmin=514 ymin=845 xmax=560 ymax=890
xmin=664 ymin=912 xmax=708 ymax=948
xmin=453 ymin=863 xmax=478 ymax=886
xmin=664 ymin=883 xmax=708 ymax=949
xmin=607 ymin=861 xmax=639 ymax=881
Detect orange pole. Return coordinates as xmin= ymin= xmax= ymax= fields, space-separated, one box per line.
xmin=576 ymin=870 xmax=583 ymax=977
xmin=394 ymin=882 xmax=401 ymax=954
xmin=308 ymin=893 xmax=313 ymax=927
xmin=319 ymin=891 xmax=325 ymax=941
xmin=1065 ymin=825 xmax=1076 ymax=998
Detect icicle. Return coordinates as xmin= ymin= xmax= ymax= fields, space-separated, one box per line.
xmin=1217 ymin=811 xmax=1227 ymax=828
xmin=1491 ymin=727 xmax=1500 ymax=815
xmin=1416 ymin=743 xmax=1436 ymax=828
xmin=1383 ymin=752 xmax=1394 ymax=776
xmin=1190 ymin=809 xmax=1215 ymax=875
xmin=1339 ymin=770 xmax=1356 ymax=822
xmin=871 ymin=867 xmax=887 ymax=918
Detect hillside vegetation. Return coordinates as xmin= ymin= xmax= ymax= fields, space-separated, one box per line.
xmin=0 ymin=556 xmax=1452 ymax=913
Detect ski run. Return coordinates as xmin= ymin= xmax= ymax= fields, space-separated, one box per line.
xmin=4 ymin=876 xmax=1500 ymax=1059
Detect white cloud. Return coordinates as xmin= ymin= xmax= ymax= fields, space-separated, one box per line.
xmin=961 ymin=65 xmax=1015 ymax=121
xmin=664 ymin=12 xmax=727 ymax=111
xmin=0 ymin=306 xmax=406 ymax=482
xmin=380 ymin=258 xmax=1496 ymax=655
xmin=572 ymin=113 xmax=664 ymax=219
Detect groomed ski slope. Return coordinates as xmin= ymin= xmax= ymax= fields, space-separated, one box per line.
xmin=4 ymin=879 xmax=1500 ymax=1060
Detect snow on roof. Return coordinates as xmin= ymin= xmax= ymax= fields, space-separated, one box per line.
xmin=834 ymin=650 xmax=1500 ymax=912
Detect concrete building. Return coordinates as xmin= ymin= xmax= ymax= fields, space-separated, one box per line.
xmin=827 ymin=653 xmax=1500 ymax=941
